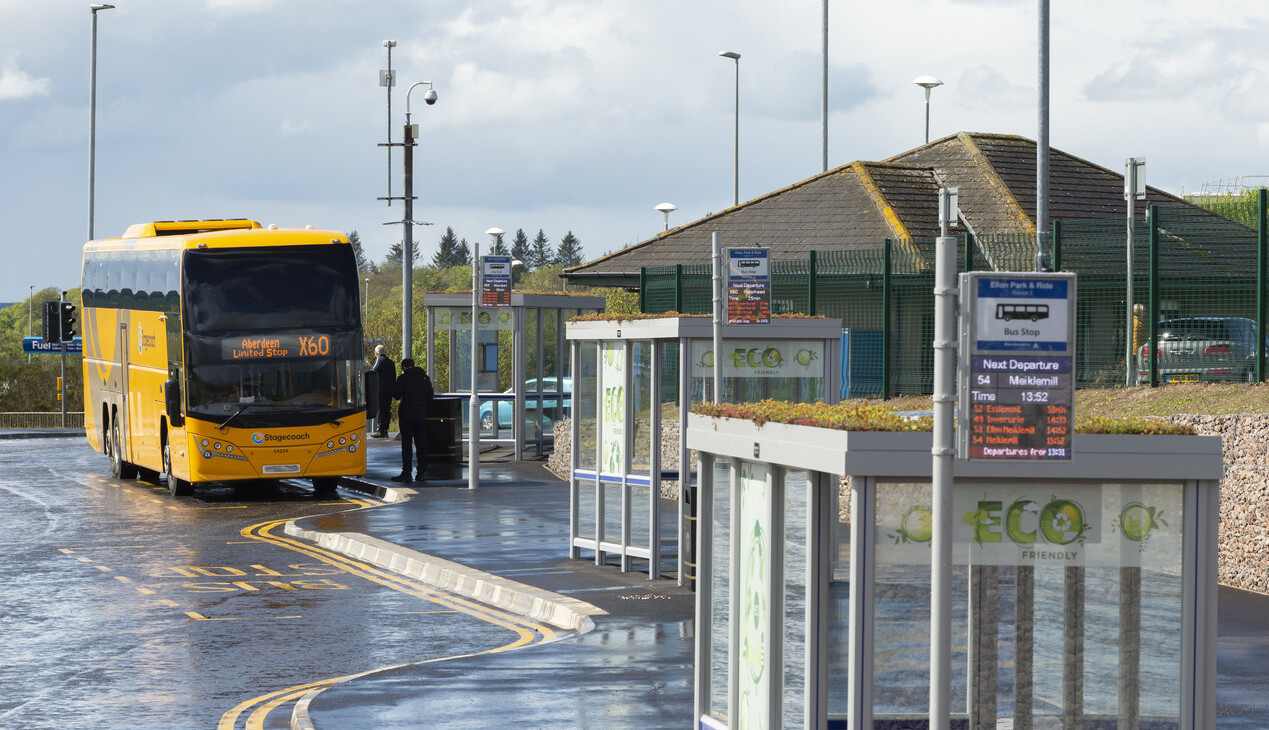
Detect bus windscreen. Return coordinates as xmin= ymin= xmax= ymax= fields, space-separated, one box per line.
xmin=183 ymin=245 xmax=360 ymax=331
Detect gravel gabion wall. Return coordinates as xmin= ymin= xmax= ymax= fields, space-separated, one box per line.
xmin=547 ymin=414 xmax=1269 ymax=595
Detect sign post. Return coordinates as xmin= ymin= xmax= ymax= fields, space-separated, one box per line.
xmin=958 ymin=272 xmax=1077 ymax=461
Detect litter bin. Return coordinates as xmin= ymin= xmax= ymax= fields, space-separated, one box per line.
xmin=426 ymin=396 xmax=462 ymax=463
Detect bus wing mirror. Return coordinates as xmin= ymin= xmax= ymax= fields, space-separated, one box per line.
xmin=164 ymin=378 xmax=184 ymax=428
xmin=365 ymin=370 xmax=379 ymax=419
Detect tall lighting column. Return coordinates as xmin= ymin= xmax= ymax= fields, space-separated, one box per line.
xmin=912 ymin=75 xmax=944 ymax=145
xmin=399 ymin=80 xmax=438 ymax=359
xmin=88 ymin=3 xmax=115 ymax=241
xmin=718 ymin=51 xmax=740 ymax=207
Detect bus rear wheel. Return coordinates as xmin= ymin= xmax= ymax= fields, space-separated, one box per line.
xmin=110 ymin=418 xmax=138 ymax=480
xmin=163 ymin=438 xmax=193 ymax=497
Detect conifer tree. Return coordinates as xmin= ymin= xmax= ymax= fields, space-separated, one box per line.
xmin=530 ymin=229 xmax=552 ymax=269
xmin=510 ymin=228 xmax=531 ymax=267
xmin=555 ymin=231 xmax=584 ymax=268
xmin=432 ymin=227 xmax=459 ymax=268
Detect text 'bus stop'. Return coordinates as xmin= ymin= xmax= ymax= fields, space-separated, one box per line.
xmin=687 ymin=415 xmax=1221 ymax=729
xmin=565 ymin=315 xmax=842 ymax=585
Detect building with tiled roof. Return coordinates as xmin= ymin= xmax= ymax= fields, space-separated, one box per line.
xmin=563 ymin=132 xmax=1186 ymax=287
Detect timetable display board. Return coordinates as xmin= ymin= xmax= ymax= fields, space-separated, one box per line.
xmin=481 ymin=256 xmax=512 ymax=307
xmin=726 ymin=248 xmax=770 ymax=325
xmin=958 ymin=272 xmax=1077 ymax=461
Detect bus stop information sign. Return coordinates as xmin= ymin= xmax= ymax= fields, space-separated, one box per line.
xmin=958 ymin=272 xmax=1077 ymax=461
xmin=481 ymin=256 xmax=512 ymax=307
xmin=726 ymin=248 xmax=770 ymax=325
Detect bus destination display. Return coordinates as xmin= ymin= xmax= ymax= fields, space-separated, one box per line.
xmin=223 ymin=333 xmax=332 ymax=361
xmin=959 ymin=272 xmax=1076 ymax=461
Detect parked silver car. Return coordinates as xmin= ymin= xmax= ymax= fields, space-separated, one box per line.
xmin=1136 ymin=317 xmax=1265 ymax=384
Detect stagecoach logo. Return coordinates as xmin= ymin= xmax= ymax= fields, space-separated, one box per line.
xmin=251 ymin=432 xmax=310 ymax=444
xmin=136 ymin=326 xmax=157 ymax=355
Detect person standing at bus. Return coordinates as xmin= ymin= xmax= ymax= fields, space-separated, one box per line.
xmin=371 ymin=345 xmax=395 ymax=438
xmin=391 ymin=358 xmax=434 ymax=482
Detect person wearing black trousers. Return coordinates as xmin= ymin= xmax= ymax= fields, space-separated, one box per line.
xmin=390 ymin=358 xmax=433 ymax=482
xmin=370 ymin=344 xmax=396 ymax=438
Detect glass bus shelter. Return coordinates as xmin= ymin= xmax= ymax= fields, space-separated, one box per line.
xmin=565 ymin=315 xmax=843 ymax=584
xmin=686 ymin=416 xmax=1222 ymax=730
xmin=424 ymin=292 xmax=603 ymax=460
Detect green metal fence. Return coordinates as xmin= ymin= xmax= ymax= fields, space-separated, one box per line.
xmin=639 ymin=195 xmax=1269 ymax=395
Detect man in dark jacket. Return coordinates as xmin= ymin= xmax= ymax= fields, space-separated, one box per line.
xmin=370 ymin=345 xmax=395 ymax=438
xmin=391 ymin=358 xmax=433 ymax=482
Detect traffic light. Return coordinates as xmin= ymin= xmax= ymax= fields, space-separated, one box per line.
xmin=59 ymin=302 xmax=77 ymax=341
xmin=42 ymin=301 xmax=60 ymax=343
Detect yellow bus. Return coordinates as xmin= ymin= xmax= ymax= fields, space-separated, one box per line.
xmin=81 ymin=219 xmax=369 ymax=496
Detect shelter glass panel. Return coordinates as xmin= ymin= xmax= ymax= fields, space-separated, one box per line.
xmin=782 ymin=469 xmax=810 ymax=728
xmin=632 ymin=341 xmax=653 ymax=478
xmin=873 ymin=478 xmax=1187 ymax=726
xmin=708 ymin=457 xmax=733 ymax=722
xmin=576 ymin=342 xmax=598 ymax=472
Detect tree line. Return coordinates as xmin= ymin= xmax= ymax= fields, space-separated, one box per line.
xmin=364 ymin=226 xmax=585 ymax=275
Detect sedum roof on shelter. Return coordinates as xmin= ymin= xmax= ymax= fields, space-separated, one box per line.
xmin=563 ymin=131 xmax=1190 ymax=287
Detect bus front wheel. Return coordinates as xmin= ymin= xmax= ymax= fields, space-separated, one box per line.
xmin=163 ymin=437 xmax=193 ymax=497
xmin=311 ymin=477 xmax=339 ymax=496
xmin=110 ymin=418 xmax=138 ymax=480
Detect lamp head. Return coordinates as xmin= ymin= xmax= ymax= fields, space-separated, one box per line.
xmin=718 ymin=51 xmax=741 ymax=60
xmin=383 ymin=40 xmax=397 ymax=48
xmin=90 ymin=4 xmax=115 ymax=10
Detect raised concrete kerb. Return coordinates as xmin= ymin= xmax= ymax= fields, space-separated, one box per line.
xmin=282 ymin=523 xmax=605 ymax=632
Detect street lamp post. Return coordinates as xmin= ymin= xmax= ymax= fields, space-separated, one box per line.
xmin=381 ymin=40 xmax=397 ymax=207
xmin=655 ymin=202 xmax=677 ymax=232
xmin=912 ymin=75 xmax=944 ymax=145
xmin=88 ymin=3 xmax=115 ymax=242
xmin=28 ymin=285 xmax=34 ymax=363
xmin=719 ymin=51 xmax=740 ymax=207
xmin=397 ymin=80 xmax=438 ymax=360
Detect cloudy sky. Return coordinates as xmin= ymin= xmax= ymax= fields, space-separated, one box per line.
xmin=2 ymin=0 xmax=1268 ymax=303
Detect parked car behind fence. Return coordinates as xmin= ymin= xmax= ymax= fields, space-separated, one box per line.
xmin=1136 ymin=317 xmax=1266 ymax=385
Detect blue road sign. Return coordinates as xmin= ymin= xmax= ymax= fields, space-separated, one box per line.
xmin=23 ymin=337 xmax=82 ymax=354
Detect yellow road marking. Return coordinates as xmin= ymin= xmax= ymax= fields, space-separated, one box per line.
xmin=114 ymin=576 xmax=133 ymax=584
xmin=186 ymin=612 xmax=303 ymax=622
xmin=76 ymin=557 xmax=94 ymax=563
xmin=137 ymin=588 xmax=156 ymax=595
xmin=219 ymin=516 xmax=561 ymax=729
xmin=94 ymin=565 xmax=112 ymax=572
xmin=158 ymin=599 xmax=179 ymax=606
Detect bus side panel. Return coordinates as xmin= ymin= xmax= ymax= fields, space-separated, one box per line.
xmin=125 ymin=310 xmax=170 ymax=473
xmin=81 ymin=306 xmax=122 ymax=456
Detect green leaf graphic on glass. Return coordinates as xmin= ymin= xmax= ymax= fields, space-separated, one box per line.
xmin=890 ymin=504 xmax=933 ymax=544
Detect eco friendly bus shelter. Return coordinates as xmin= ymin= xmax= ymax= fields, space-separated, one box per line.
xmin=423 ymin=292 xmax=603 ymax=460
xmin=686 ymin=417 xmax=1221 ymax=729
xmin=564 ymin=316 xmax=842 ymax=584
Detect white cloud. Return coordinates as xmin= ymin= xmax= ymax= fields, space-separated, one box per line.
xmin=0 ymin=54 xmax=50 ymax=101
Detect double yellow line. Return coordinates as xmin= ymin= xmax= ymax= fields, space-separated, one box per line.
xmin=218 ymin=516 xmax=561 ymax=730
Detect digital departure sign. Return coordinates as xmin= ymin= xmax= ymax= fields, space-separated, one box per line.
xmin=726 ymin=248 xmax=771 ymax=325
xmin=959 ymin=272 xmax=1076 ymax=461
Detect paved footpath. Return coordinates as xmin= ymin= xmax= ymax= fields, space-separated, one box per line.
xmin=289 ymin=437 xmax=695 ymax=729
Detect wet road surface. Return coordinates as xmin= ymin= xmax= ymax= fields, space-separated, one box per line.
xmin=0 ymin=437 xmax=562 ymax=729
